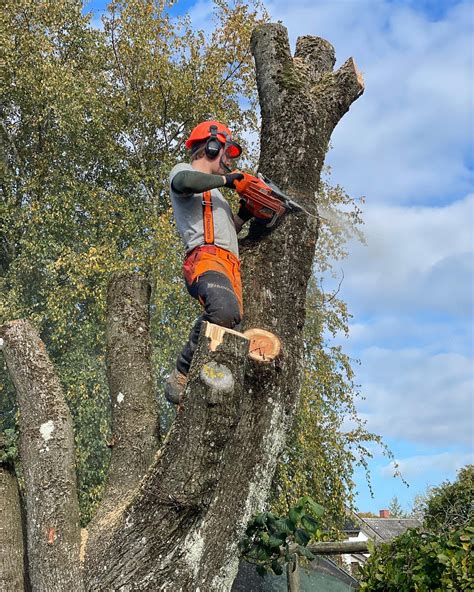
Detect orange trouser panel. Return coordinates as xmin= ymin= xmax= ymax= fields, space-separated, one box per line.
xmin=183 ymin=245 xmax=243 ymax=314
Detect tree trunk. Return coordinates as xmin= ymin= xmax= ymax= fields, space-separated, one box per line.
xmin=308 ymin=540 xmax=372 ymax=554
xmin=0 ymin=320 xmax=84 ymax=592
xmin=84 ymin=322 xmax=251 ymax=589
xmin=0 ymin=463 xmax=25 ymax=591
xmin=1 ymin=22 xmax=363 ymax=592
xmin=287 ymin=556 xmax=300 ymax=592
xmin=87 ymin=274 xmax=159 ymax=544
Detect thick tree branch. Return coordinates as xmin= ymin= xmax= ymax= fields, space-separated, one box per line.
xmin=0 ymin=463 xmax=25 ymax=590
xmin=87 ymin=274 xmax=159 ymax=541
xmin=250 ymin=25 xmax=363 ymax=201
xmin=294 ymin=36 xmax=336 ymax=82
xmin=324 ymin=57 xmax=365 ymax=123
xmin=250 ymin=23 xmax=294 ymax=121
xmin=287 ymin=540 xmax=376 ymax=556
xmin=287 ymin=556 xmax=300 ymax=592
xmin=308 ymin=540 xmax=372 ymax=554
xmin=0 ymin=320 xmax=83 ymax=591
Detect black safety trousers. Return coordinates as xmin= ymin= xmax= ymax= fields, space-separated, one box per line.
xmin=176 ymin=270 xmax=242 ymax=375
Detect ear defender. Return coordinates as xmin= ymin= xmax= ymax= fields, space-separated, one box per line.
xmin=204 ymin=125 xmax=223 ymax=159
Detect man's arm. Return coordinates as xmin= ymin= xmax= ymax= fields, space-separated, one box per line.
xmin=172 ymin=169 xmax=251 ymax=233
xmin=171 ymin=170 xmax=226 ymax=194
xmin=172 ymin=171 xmax=245 ymax=195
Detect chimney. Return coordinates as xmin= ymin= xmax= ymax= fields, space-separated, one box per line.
xmin=379 ymin=509 xmax=390 ymax=518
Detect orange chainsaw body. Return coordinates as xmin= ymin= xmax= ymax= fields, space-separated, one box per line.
xmin=233 ymin=172 xmax=302 ymax=228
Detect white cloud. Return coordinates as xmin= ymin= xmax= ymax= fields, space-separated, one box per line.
xmin=266 ymin=0 xmax=473 ymax=204
xmin=349 ymin=315 xmax=472 ymax=355
xmin=356 ymin=346 xmax=473 ymax=446
xmin=381 ymin=451 xmax=474 ymax=479
xmin=184 ymin=0 xmax=218 ymax=35
xmin=338 ymin=194 xmax=474 ymax=320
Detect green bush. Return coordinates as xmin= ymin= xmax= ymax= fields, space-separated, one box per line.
xmin=359 ymin=525 xmax=474 ymax=591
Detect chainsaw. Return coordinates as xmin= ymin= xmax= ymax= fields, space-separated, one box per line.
xmin=233 ymin=172 xmax=305 ymax=228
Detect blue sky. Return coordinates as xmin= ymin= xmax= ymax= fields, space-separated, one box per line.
xmin=84 ymin=0 xmax=473 ymax=514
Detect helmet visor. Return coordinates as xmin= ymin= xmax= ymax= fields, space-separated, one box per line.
xmin=224 ymin=140 xmax=242 ymax=159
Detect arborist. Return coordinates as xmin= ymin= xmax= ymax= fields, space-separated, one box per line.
xmin=165 ymin=120 xmax=254 ymax=404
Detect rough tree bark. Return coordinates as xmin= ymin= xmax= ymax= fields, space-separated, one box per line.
xmin=0 ymin=22 xmax=363 ymax=592
xmin=0 ymin=462 xmax=25 ymax=591
xmin=87 ymin=275 xmax=159 ymax=541
xmin=0 ymin=320 xmax=83 ymax=591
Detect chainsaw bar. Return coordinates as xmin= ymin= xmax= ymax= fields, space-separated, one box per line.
xmin=257 ymin=173 xmax=304 ymax=213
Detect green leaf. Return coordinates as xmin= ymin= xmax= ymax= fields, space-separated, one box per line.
xmin=273 ymin=518 xmax=295 ymax=536
xmin=247 ymin=545 xmax=270 ymax=562
xmin=268 ymin=535 xmax=285 ymax=549
xmin=306 ymin=498 xmax=325 ymax=517
xmin=301 ymin=514 xmax=319 ymax=534
xmin=437 ymin=553 xmax=450 ymax=565
xmin=289 ymin=506 xmax=302 ymax=525
xmin=266 ymin=512 xmax=278 ymax=524
xmin=254 ymin=513 xmax=267 ymax=526
xmin=294 ymin=528 xmax=310 ymax=546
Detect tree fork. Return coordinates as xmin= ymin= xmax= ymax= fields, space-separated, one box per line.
xmin=84 ymin=322 xmax=250 ymax=590
xmin=1 ymin=22 xmax=365 ymax=592
xmin=0 ymin=320 xmax=84 ymax=592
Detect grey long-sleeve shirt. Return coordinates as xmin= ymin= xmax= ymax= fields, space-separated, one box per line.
xmin=169 ymin=163 xmax=239 ymax=257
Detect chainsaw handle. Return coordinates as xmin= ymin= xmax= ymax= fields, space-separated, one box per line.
xmin=232 ymin=171 xmax=255 ymax=195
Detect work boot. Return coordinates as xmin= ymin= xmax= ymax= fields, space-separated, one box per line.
xmin=164 ymin=368 xmax=187 ymax=405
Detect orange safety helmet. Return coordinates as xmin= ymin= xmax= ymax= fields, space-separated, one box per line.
xmin=185 ymin=120 xmax=242 ymax=158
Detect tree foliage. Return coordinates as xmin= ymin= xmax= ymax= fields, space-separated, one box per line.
xmin=240 ymin=497 xmax=325 ymax=576
xmin=423 ymin=465 xmax=474 ymax=533
xmin=388 ymin=495 xmax=406 ymax=518
xmin=1 ymin=0 xmax=265 ymax=522
xmin=360 ymin=465 xmax=474 ymax=590
xmin=359 ymin=526 xmax=473 ymax=591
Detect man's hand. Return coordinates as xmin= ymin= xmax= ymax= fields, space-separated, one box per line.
xmin=223 ymin=172 xmax=244 ymax=189
xmin=236 ymin=198 xmax=253 ymax=222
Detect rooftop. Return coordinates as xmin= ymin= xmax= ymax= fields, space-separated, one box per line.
xmin=358 ymin=517 xmax=422 ymax=542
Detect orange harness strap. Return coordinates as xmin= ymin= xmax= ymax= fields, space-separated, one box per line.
xmin=202 ymin=190 xmax=214 ymax=244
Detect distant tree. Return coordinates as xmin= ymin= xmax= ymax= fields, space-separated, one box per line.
xmin=358 ymin=512 xmax=379 ymax=518
xmin=359 ymin=465 xmax=474 ymax=591
xmin=360 ymin=527 xmax=473 ymax=591
xmin=423 ymin=465 xmax=474 ymax=533
xmin=388 ymin=496 xmax=406 ymax=518
xmin=408 ymin=491 xmax=430 ymax=521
